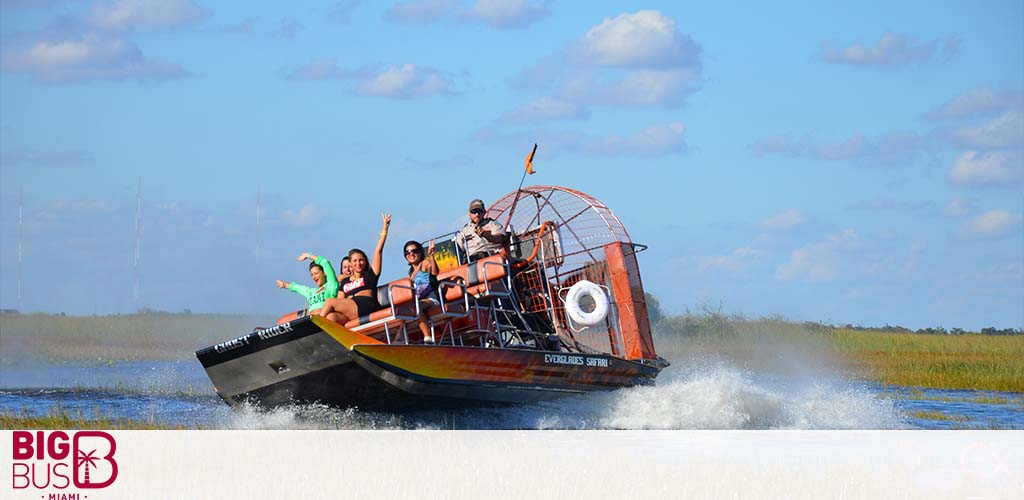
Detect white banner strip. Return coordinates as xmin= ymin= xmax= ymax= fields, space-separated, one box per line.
xmin=3 ymin=430 xmax=1022 ymax=500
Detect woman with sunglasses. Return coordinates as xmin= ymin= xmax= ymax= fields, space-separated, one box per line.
xmin=404 ymin=239 xmax=439 ymax=343
xmin=313 ymin=213 xmax=391 ymax=324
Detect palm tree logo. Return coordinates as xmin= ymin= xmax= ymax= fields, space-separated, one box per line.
xmin=75 ymin=448 xmax=100 ymax=485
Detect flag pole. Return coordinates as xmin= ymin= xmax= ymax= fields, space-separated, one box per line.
xmin=504 ymin=143 xmax=537 ymax=230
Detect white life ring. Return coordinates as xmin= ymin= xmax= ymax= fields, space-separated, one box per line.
xmin=565 ymin=280 xmax=609 ymax=326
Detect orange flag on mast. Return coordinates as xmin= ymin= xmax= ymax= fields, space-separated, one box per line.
xmin=525 ymin=144 xmax=537 ymax=175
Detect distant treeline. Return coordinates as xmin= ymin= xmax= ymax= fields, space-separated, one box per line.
xmin=644 ymin=294 xmax=1023 ymax=336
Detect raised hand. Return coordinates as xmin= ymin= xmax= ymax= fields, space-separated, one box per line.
xmin=276 ymin=279 xmax=288 ymax=289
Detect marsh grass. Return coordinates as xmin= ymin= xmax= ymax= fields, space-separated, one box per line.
xmin=0 ymin=407 xmax=183 ymax=430
xmin=655 ymin=308 xmax=1024 ymax=392
xmin=825 ymin=328 xmax=1024 ymax=392
xmin=1 ymin=313 xmax=270 ymax=362
xmin=908 ymin=410 xmax=970 ymax=423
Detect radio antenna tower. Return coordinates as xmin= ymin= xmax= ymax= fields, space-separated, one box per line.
xmin=256 ymin=185 xmax=262 ymax=265
xmin=133 ymin=177 xmax=141 ymax=312
xmin=17 ymin=188 xmax=23 ymax=312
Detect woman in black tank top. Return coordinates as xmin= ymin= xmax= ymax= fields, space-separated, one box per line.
xmin=313 ymin=213 xmax=390 ymax=323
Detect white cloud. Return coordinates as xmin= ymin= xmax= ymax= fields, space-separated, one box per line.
xmin=462 ymin=0 xmax=550 ymax=28
xmin=556 ymin=68 xmax=700 ymax=107
xmin=697 ymin=247 xmax=760 ymax=273
xmin=569 ymin=10 xmax=701 ymax=69
xmin=281 ymin=204 xmax=326 ymax=228
xmin=949 ymin=109 xmax=1024 ymax=149
xmin=384 ymin=0 xmax=548 ymax=28
xmin=499 ymin=97 xmax=589 ymax=123
xmin=821 ymin=32 xmax=957 ymax=67
xmin=750 ymin=132 xmax=923 ymax=166
xmin=949 ymin=151 xmax=1023 ymax=187
xmin=505 ymin=10 xmax=703 ymax=110
xmin=88 ymin=0 xmax=208 ymax=30
xmin=583 ymin=122 xmax=685 ymax=156
xmin=927 ymin=87 xmax=1024 ymax=121
xmin=358 ymin=64 xmax=451 ymax=98
xmin=960 ymin=210 xmax=1022 ymax=239
xmin=287 ymin=61 xmax=452 ymax=99
xmin=760 ymin=209 xmax=808 ymax=231
xmin=1 ymin=33 xmax=187 ymax=83
xmin=776 ymin=229 xmax=858 ymax=283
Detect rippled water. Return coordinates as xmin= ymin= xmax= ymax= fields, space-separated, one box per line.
xmin=2 ymin=358 xmax=1019 ymax=429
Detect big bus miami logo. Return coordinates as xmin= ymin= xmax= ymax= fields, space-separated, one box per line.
xmin=11 ymin=431 xmax=118 ymax=493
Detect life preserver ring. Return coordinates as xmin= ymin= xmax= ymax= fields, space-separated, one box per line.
xmin=565 ymin=280 xmax=609 ymax=326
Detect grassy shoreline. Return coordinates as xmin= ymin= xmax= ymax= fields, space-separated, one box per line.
xmin=654 ymin=310 xmax=1023 ymax=392
xmin=3 ymin=311 xmax=1022 ymax=392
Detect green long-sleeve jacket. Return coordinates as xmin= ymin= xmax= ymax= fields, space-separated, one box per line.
xmin=288 ymin=255 xmax=338 ymax=310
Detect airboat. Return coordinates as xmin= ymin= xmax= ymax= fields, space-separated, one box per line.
xmin=195 ymin=185 xmax=669 ymax=410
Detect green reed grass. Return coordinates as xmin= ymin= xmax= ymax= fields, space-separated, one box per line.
xmin=0 ymin=407 xmax=183 ymax=430
xmin=654 ymin=308 xmax=1024 ymax=392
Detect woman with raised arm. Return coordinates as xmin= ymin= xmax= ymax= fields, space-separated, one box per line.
xmin=273 ymin=252 xmax=339 ymax=324
xmin=403 ymin=239 xmax=440 ymax=343
xmin=314 ymin=213 xmax=391 ymax=324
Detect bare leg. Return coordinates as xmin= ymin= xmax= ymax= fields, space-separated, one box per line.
xmin=418 ymin=300 xmax=434 ymax=343
xmin=318 ymin=297 xmax=360 ymax=325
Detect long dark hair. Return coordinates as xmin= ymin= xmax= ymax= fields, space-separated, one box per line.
xmin=403 ymin=240 xmax=423 ymax=275
xmin=347 ymin=248 xmax=371 ymax=276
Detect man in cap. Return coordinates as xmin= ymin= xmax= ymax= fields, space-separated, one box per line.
xmin=457 ymin=198 xmax=508 ymax=261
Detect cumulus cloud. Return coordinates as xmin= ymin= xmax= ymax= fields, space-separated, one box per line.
xmin=1 ymin=34 xmax=188 ymax=83
xmin=960 ymin=210 xmax=1023 ymax=239
xmin=569 ymin=10 xmax=701 ymax=69
xmin=498 ymin=97 xmax=589 ymax=123
xmin=506 ymin=10 xmax=703 ymax=110
xmin=947 ymin=109 xmax=1024 ymax=149
xmin=461 ymin=0 xmax=550 ymax=28
xmin=358 ymin=64 xmax=451 ymax=98
xmin=384 ymin=0 xmax=548 ymax=28
xmin=287 ymin=60 xmax=453 ymax=98
xmin=281 ymin=204 xmax=326 ymax=228
xmin=749 ymin=131 xmax=923 ymax=166
xmin=760 ymin=209 xmax=808 ymax=231
xmin=87 ymin=0 xmax=208 ymax=31
xmin=949 ymin=151 xmax=1023 ymax=187
xmin=697 ymin=247 xmax=760 ymax=273
xmin=821 ymin=32 xmax=958 ymax=67
xmin=776 ymin=229 xmax=858 ymax=283
xmin=583 ymin=122 xmax=686 ymax=156
xmin=927 ymin=87 xmax=1024 ymax=121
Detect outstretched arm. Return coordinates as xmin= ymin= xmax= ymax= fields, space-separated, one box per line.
xmin=371 ymin=212 xmax=391 ymax=276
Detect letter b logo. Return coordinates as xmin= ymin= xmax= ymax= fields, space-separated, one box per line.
xmin=72 ymin=431 xmax=118 ymax=488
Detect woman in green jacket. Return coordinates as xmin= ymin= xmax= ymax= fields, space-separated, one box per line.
xmin=275 ymin=252 xmax=339 ymax=321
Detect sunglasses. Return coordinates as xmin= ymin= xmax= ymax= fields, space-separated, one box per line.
xmin=405 ymin=249 xmax=421 ymax=256
xmin=469 ymin=208 xmax=485 ymax=215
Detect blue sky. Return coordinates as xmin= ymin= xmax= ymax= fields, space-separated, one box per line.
xmin=0 ymin=0 xmax=1021 ymax=330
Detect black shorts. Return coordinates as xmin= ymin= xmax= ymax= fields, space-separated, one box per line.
xmin=351 ymin=295 xmax=380 ymax=317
